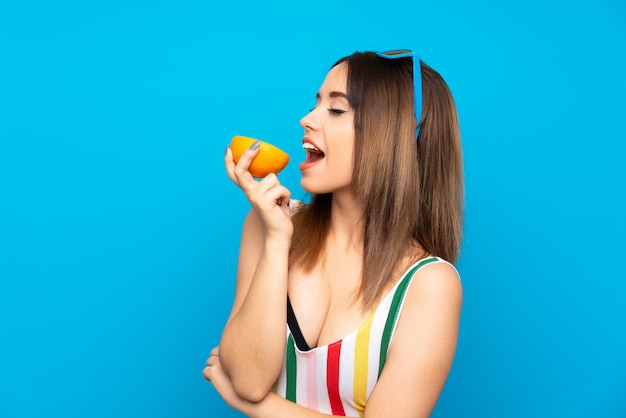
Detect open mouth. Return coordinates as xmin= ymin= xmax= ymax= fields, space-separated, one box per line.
xmin=303 ymin=142 xmax=325 ymax=164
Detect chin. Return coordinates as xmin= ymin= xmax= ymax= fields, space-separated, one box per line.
xmin=300 ymin=178 xmax=328 ymax=195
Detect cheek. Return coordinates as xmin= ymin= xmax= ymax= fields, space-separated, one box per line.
xmin=331 ymin=143 xmax=354 ymax=177
xmin=341 ymin=130 xmax=355 ymax=167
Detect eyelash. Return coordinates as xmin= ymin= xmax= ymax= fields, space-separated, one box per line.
xmin=309 ymin=107 xmax=346 ymax=115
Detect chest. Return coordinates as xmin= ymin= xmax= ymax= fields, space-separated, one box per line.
xmin=288 ymin=259 xmax=370 ymax=349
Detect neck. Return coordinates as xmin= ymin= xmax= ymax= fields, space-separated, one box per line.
xmin=327 ymin=190 xmax=364 ymax=253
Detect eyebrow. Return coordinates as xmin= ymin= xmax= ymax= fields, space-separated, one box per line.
xmin=316 ymin=91 xmax=349 ymax=100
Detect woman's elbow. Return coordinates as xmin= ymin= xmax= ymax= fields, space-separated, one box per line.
xmin=231 ymin=375 xmax=272 ymax=403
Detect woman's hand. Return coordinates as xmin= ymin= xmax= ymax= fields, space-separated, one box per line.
xmin=203 ymin=346 xmax=253 ymax=411
xmin=225 ymin=143 xmax=293 ymax=241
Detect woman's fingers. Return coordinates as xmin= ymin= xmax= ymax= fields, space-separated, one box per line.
xmin=225 ymin=142 xmax=261 ymax=190
xmin=224 ymin=147 xmax=237 ymax=182
xmin=203 ymin=346 xmax=221 ymax=381
xmin=249 ymin=174 xmax=290 ymax=208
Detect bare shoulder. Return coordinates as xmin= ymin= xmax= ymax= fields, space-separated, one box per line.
xmin=407 ymin=259 xmax=463 ymax=306
xmin=396 ymin=259 xmax=463 ymax=340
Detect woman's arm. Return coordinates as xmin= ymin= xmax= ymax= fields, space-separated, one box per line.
xmin=364 ymin=261 xmax=463 ymax=418
xmin=205 ymin=347 xmax=347 ymax=418
xmin=218 ymin=145 xmax=293 ymax=402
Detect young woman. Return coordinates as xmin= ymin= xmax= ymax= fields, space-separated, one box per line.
xmin=204 ymin=49 xmax=464 ymax=417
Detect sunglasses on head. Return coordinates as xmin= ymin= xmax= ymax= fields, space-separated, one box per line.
xmin=376 ymin=49 xmax=422 ymax=140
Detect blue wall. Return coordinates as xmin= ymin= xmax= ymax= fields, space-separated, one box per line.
xmin=1 ymin=1 xmax=624 ymax=417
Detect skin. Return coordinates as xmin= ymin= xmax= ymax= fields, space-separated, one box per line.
xmin=204 ymin=63 xmax=463 ymax=417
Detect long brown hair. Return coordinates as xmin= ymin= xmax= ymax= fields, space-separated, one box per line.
xmin=290 ymin=51 xmax=464 ymax=310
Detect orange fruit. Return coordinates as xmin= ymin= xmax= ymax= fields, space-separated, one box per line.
xmin=230 ymin=135 xmax=290 ymax=178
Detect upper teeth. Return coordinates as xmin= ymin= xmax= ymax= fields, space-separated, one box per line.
xmin=303 ymin=143 xmax=320 ymax=151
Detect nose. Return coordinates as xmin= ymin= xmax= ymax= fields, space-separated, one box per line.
xmin=300 ymin=108 xmax=318 ymax=131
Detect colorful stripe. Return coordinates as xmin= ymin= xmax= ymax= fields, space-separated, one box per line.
xmin=285 ymin=333 xmax=297 ymax=402
xmin=353 ymin=314 xmax=374 ymax=416
xmin=326 ymin=340 xmax=346 ymax=415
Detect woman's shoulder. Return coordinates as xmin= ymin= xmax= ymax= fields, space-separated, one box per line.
xmin=389 ymin=254 xmax=462 ymax=319
xmin=399 ymin=256 xmax=462 ymax=321
xmin=411 ymin=256 xmax=461 ymax=291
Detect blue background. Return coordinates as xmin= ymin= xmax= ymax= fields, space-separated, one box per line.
xmin=1 ymin=0 xmax=625 ymax=417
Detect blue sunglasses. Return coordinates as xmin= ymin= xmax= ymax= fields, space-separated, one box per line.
xmin=376 ymin=49 xmax=422 ymax=140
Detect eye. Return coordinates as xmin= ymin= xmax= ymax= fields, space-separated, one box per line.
xmin=328 ymin=108 xmax=347 ymax=115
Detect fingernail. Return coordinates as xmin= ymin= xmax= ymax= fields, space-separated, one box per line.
xmin=250 ymin=140 xmax=260 ymax=150
xmin=225 ymin=145 xmax=229 ymax=156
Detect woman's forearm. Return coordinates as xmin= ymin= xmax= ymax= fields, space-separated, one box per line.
xmin=219 ymin=237 xmax=290 ymax=402
xmin=207 ymin=351 xmax=342 ymax=418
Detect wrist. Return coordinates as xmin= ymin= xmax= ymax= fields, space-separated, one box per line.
xmin=263 ymin=233 xmax=292 ymax=250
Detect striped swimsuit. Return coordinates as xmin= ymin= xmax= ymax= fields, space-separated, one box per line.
xmin=273 ymin=256 xmax=446 ymax=417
